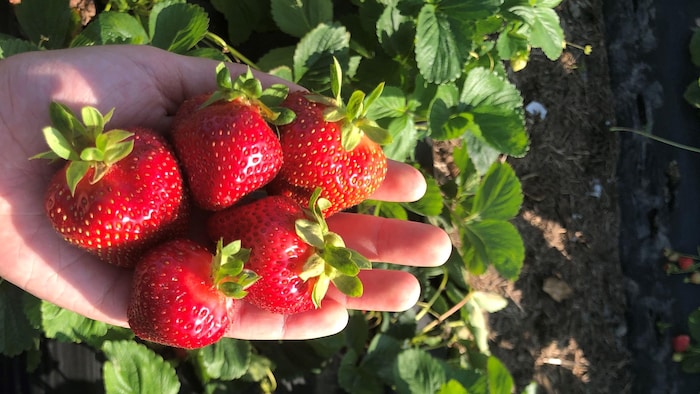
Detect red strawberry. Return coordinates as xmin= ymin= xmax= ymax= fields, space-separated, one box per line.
xmin=128 ymin=238 xmax=258 ymax=349
xmin=673 ymin=334 xmax=691 ymax=353
xmin=35 ymin=103 xmax=189 ymax=268
xmin=171 ymin=64 xmax=294 ymax=211
xmin=267 ymin=59 xmax=391 ymax=217
xmin=678 ymin=256 xmax=695 ymax=271
xmin=207 ymin=188 xmax=371 ymax=314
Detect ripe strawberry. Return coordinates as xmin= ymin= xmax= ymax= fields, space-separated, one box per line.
xmin=678 ymin=256 xmax=695 ymax=271
xmin=34 ymin=103 xmax=189 ymax=268
xmin=267 ymin=59 xmax=391 ymax=217
xmin=207 ymin=188 xmax=371 ymax=314
xmin=171 ymin=64 xmax=294 ymax=211
xmin=128 ymin=238 xmax=258 ymax=349
xmin=673 ymin=334 xmax=691 ymax=353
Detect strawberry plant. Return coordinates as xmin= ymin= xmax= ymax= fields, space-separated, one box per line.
xmin=0 ymin=0 xmax=567 ymax=393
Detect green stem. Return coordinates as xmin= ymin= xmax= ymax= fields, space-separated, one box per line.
xmin=611 ymin=127 xmax=700 ymax=154
xmin=419 ymin=291 xmax=473 ymax=336
xmin=204 ymin=32 xmax=259 ymax=70
xmin=415 ymin=267 xmax=448 ymax=321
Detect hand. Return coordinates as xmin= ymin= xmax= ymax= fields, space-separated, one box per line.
xmin=0 ymin=45 xmax=452 ymax=340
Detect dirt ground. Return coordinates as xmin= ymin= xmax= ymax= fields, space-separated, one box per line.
xmin=466 ymin=1 xmax=635 ymax=392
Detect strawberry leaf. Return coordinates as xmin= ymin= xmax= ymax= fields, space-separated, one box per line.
xmin=363 ymin=83 xmax=386 ymax=116
xmin=40 ymin=126 xmax=77 ymax=160
xmin=300 ymin=255 xmax=327 ymax=281
xmin=80 ymin=147 xmax=104 ymax=162
xmin=330 ymin=56 xmax=343 ymax=102
xmin=212 ymin=239 xmax=259 ymax=298
xmin=340 ymin=123 xmax=362 ymax=151
xmin=346 ymin=90 xmax=366 ymax=121
xmin=216 ymin=62 xmax=233 ymax=89
xmin=331 ymin=275 xmax=363 ymax=298
xmin=260 ymin=84 xmax=291 ymax=107
xmin=103 ymin=138 xmax=134 ymax=166
xmin=323 ymin=245 xmax=360 ymax=276
xmin=149 ymin=2 xmax=209 ymax=54
xmin=81 ymin=106 xmax=108 ymax=141
xmin=359 ymin=120 xmax=393 ymax=145
xmin=103 ymin=340 xmax=180 ymax=394
xmin=295 ymin=219 xmax=326 ymax=249
xmin=312 ymin=275 xmax=332 ymax=308
xmin=65 ymin=160 xmax=90 ymax=195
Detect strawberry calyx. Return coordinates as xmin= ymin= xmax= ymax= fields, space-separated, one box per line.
xmin=294 ymin=188 xmax=372 ymax=308
xmin=200 ymin=63 xmax=296 ymax=126
xmin=211 ymin=239 xmax=260 ymax=299
xmin=305 ymin=57 xmax=392 ymax=151
xmin=31 ymin=102 xmax=134 ymax=196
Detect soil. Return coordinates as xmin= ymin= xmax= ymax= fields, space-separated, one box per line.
xmin=465 ymin=1 xmax=635 ymax=392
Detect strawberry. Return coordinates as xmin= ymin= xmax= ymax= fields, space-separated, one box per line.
xmin=171 ymin=63 xmax=294 ymax=211
xmin=267 ymin=59 xmax=391 ymax=217
xmin=128 ymin=238 xmax=258 ymax=349
xmin=34 ymin=103 xmax=189 ymax=268
xmin=207 ymin=188 xmax=371 ymax=314
xmin=678 ymin=256 xmax=695 ymax=271
xmin=672 ymin=334 xmax=691 ymax=353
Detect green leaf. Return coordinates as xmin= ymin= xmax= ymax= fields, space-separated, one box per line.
xmin=260 ymin=84 xmax=291 ymax=107
xmin=376 ymin=2 xmax=416 ymax=57
xmin=257 ymin=46 xmax=296 ymax=73
xmin=210 ymin=0 xmax=268 ymax=45
xmin=459 ymin=68 xmax=528 ymax=157
xmin=382 ymin=115 xmax=418 ymax=162
xmin=103 ymin=340 xmax=180 ymax=394
xmin=367 ymin=85 xmax=409 ymax=120
xmin=65 ymin=160 xmax=91 ymax=195
xmin=471 ymin=291 xmax=509 ymax=313
xmin=13 ymin=0 xmax=73 ymax=49
xmin=415 ymin=4 xmax=463 ymax=84
xmin=405 ymin=175 xmax=443 ymax=217
xmin=324 ymin=245 xmax=361 ymax=276
xmin=684 ymin=78 xmax=700 ymax=109
xmin=0 ymin=281 xmax=41 ymax=356
xmin=196 ymin=338 xmax=252 ymax=381
xmin=688 ymin=309 xmax=700 ymax=342
xmin=462 ymin=220 xmax=524 ymax=280
xmin=439 ymin=380 xmax=469 ymax=394
xmin=509 ymin=6 xmax=564 ymax=60
xmin=487 ymin=356 xmax=514 ymax=394
xmin=271 ymin=0 xmax=333 ymax=38
xmin=332 ymin=274 xmax=363 ymax=297
xmin=40 ymin=301 xmax=111 ymax=346
xmin=339 ymin=350 xmax=385 ymax=394
xmin=472 ymin=162 xmax=523 ymax=220
xmin=149 ymin=2 xmax=209 ymax=53
xmin=690 ymin=29 xmax=700 ymax=67
xmin=71 ymin=12 xmax=149 ymax=47
xmin=0 ymin=38 xmax=40 ymax=59
xmin=41 ymin=126 xmax=76 ymax=160
xmin=465 ymin=297 xmax=490 ymax=353
xmin=293 ymin=23 xmax=350 ymax=91
xmin=296 ymin=219 xmax=326 ymax=249
xmin=394 ymin=348 xmax=446 ymax=394
xmin=464 ymin=132 xmax=502 ymax=176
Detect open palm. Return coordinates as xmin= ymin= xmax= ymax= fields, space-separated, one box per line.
xmin=0 ymin=45 xmax=451 ymax=340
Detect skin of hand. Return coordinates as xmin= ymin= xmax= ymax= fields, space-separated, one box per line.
xmin=0 ymin=45 xmax=452 ymax=340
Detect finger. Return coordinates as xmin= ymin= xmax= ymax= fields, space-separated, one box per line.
xmin=224 ymin=299 xmax=349 ymax=340
xmin=327 ymin=213 xmax=452 ymax=268
xmin=368 ymin=160 xmax=427 ymax=203
xmin=326 ymin=269 xmax=421 ymax=312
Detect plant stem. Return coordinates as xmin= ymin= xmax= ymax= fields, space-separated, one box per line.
xmin=204 ymin=32 xmax=259 ymax=70
xmin=419 ymin=291 xmax=473 ymax=335
xmin=415 ymin=267 xmax=448 ymax=321
xmin=611 ymin=127 xmax=700 ymax=154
